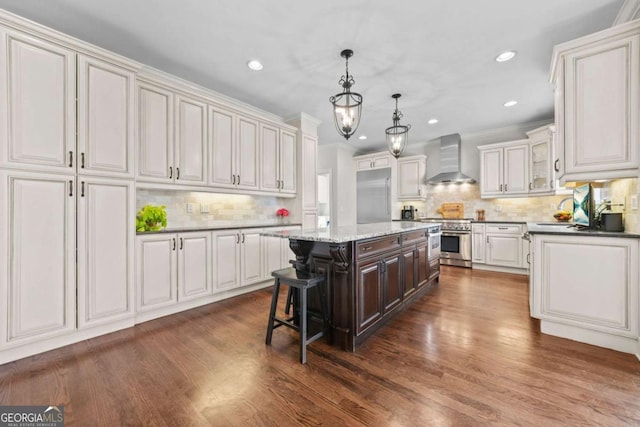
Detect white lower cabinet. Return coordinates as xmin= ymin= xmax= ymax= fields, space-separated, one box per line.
xmin=472 ymin=223 xmax=528 ymax=273
xmin=0 ymin=171 xmax=76 ymax=347
xmin=1 ymin=170 xmax=133 ymax=358
xmin=486 ymin=235 xmax=522 ymax=268
xmin=263 ymin=226 xmax=301 ymax=280
xmin=530 ymin=234 xmax=639 ymax=354
xmin=471 ymin=224 xmax=486 ymax=263
xmin=77 ymin=177 xmax=134 ymax=329
xmin=177 ymin=232 xmax=212 ymax=301
xmin=212 ymin=228 xmax=265 ymax=294
xmin=136 ymin=231 xmax=211 ymax=312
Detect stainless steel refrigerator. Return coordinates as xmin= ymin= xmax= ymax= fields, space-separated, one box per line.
xmin=356 ymin=168 xmax=392 ymax=223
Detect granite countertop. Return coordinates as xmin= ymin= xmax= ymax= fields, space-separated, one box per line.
xmin=471 ymin=220 xmax=527 ymax=224
xmin=526 ymin=222 xmax=640 ymax=239
xmin=137 ymin=222 xmax=302 ymax=235
xmin=261 ymin=221 xmax=441 ymax=243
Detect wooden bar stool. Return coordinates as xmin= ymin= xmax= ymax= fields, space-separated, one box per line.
xmin=265 ymin=267 xmax=328 ymax=364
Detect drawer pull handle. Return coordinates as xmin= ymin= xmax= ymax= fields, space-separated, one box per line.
xmin=554 ymin=159 xmax=560 ymax=172
xmin=69 ymin=151 xmax=73 ymax=168
xmin=498 ymin=227 xmax=508 ymax=230
xmin=362 ymin=246 xmax=372 ymax=251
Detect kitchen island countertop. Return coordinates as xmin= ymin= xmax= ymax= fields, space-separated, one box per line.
xmin=261 ymin=221 xmax=441 ymax=243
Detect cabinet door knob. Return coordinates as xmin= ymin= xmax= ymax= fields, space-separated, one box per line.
xmin=69 ymin=180 xmax=73 ymax=197
xmin=554 ymin=159 xmax=560 ymax=172
xmin=169 ymin=166 xmax=173 ymax=179
xmin=172 ymin=238 xmax=176 ymax=251
xmin=69 ymin=151 xmax=73 ymax=168
xmin=237 ymin=175 xmax=240 ymax=185
xmin=236 ymin=233 xmax=240 ymax=244
xmin=499 ymin=184 xmax=503 ymax=192
xmin=81 ymin=152 xmax=85 ymax=169
xmin=529 ymin=182 xmax=532 ymax=190
xmin=504 ymin=184 xmax=508 ymax=192
xmin=179 ymin=237 xmax=183 ymax=250
xmin=176 ymin=167 xmax=180 ymax=180
xmin=232 ymin=174 xmax=235 ymax=185
xmin=242 ymin=233 xmax=245 ymax=243
xmin=81 ymin=181 xmax=85 ymax=197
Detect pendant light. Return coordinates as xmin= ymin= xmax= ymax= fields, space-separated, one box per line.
xmin=385 ymin=93 xmax=411 ymax=158
xmin=329 ymin=49 xmax=363 ymax=140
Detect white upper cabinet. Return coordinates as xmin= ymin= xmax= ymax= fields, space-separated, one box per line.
xmin=260 ymin=124 xmax=296 ymax=194
xmin=208 ymin=107 xmax=260 ymax=191
xmin=77 ymin=54 xmax=135 ymax=178
xmin=260 ymin=123 xmax=279 ymax=192
xmin=397 ymin=155 xmax=426 ymax=200
xmin=479 ymin=148 xmax=503 ymax=197
xmin=0 ymin=30 xmax=76 ymax=173
xmin=209 ymin=105 xmax=235 ymax=187
xmin=354 ymin=152 xmax=393 ymax=171
xmin=526 ymin=125 xmax=554 ymax=194
xmin=280 ymin=129 xmax=296 ymax=194
xmin=77 ymin=177 xmax=134 ymax=329
xmin=504 ymin=144 xmax=529 ymax=195
xmin=137 ymin=80 xmax=207 ymax=185
xmin=237 ymin=115 xmax=259 ymax=190
xmin=137 ymin=81 xmax=174 ymax=183
xmin=551 ymin=21 xmax=640 ymax=182
xmin=478 ymin=141 xmax=529 ymax=198
xmin=174 ymin=94 xmax=207 ymax=185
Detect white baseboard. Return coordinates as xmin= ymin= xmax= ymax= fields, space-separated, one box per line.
xmin=541 ymin=319 xmax=638 ymax=356
xmin=472 ymin=263 xmax=529 ymax=276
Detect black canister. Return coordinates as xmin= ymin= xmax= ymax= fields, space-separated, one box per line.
xmin=600 ymin=213 xmax=624 ymax=232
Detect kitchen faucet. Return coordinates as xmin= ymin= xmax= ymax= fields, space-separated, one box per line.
xmin=557 ymin=197 xmax=573 ymax=211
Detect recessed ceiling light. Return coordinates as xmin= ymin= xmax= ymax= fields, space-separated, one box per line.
xmin=495 ymin=50 xmax=517 ymax=62
xmin=503 ymin=100 xmax=518 ymax=107
xmin=247 ymin=60 xmax=263 ymax=71
xmin=358 ymin=135 xmax=367 ymax=140
xmin=427 ymin=118 xmax=439 ymax=125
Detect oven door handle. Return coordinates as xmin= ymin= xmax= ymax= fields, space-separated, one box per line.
xmin=441 ymin=231 xmax=470 ymax=235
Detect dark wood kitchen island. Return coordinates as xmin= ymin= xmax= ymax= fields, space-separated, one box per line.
xmin=262 ymin=222 xmax=441 ymax=351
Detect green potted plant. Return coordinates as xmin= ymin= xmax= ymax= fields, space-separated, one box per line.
xmin=136 ymin=205 xmax=167 ymax=232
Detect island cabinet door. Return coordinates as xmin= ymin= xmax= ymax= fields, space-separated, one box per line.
xmin=382 ymin=252 xmax=403 ymax=314
xmin=416 ymin=244 xmax=429 ymax=287
xmin=402 ymin=248 xmax=416 ymax=298
xmin=356 ymin=258 xmax=383 ymax=334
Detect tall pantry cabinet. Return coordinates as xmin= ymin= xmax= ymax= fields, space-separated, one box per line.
xmin=0 ymin=22 xmax=139 ymax=361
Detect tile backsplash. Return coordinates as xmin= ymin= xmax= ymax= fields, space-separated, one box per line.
xmin=136 ymin=190 xmax=298 ymax=228
xmin=402 ymin=184 xmax=574 ymax=222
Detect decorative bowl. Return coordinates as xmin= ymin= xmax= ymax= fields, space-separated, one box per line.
xmin=553 ymin=211 xmax=572 ymax=222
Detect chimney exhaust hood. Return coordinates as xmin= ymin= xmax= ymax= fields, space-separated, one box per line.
xmin=427 ymin=133 xmax=476 ymax=184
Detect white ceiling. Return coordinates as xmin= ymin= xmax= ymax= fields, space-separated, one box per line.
xmin=0 ymin=0 xmax=624 ymax=151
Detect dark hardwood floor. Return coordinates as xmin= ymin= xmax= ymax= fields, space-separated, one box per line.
xmin=1 ymin=266 xmax=639 ymax=426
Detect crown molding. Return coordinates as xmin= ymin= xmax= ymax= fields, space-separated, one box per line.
xmin=614 ymin=0 xmax=640 ymax=25
xmin=0 ymin=8 xmax=140 ymax=71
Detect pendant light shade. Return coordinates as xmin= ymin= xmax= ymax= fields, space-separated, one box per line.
xmin=385 ymin=94 xmax=411 ymax=158
xmin=329 ymin=49 xmax=363 ymax=140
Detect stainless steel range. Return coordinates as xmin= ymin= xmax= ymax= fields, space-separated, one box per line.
xmin=420 ymin=218 xmax=472 ymax=268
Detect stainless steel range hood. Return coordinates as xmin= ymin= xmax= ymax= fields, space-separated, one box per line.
xmin=427 ymin=133 xmax=476 ymax=184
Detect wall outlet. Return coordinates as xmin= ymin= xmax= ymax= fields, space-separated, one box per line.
xmin=200 ymin=204 xmax=210 ymax=213
xmin=186 ymin=203 xmax=194 ymax=213
xmin=495 ymin=205 xmax=501 ymax=212
xmin=631 ymin=195 xmax=638 ymax=211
